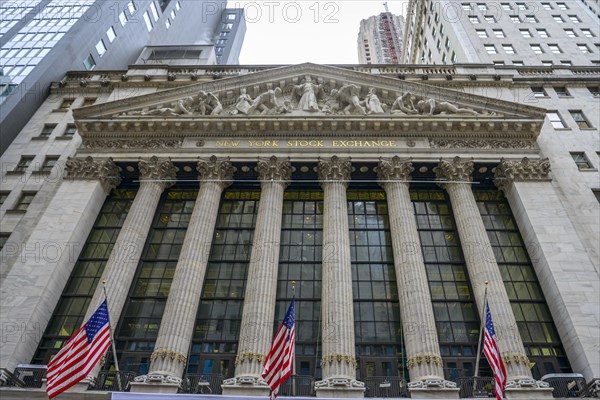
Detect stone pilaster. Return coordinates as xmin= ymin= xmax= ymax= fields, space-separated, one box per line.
xmin=0 ymin=158 xmax=120 ymax=376
xmin=378 ymin=157 xmax=458 ymax=399
xmin=222 ymin=156 xmax=292 ymax=396
xmin=80 ymin=157 xmax=177 ymax=386
xmin=314 ymin=156 xmax=364 ymax=398
xmin=131 ymin=156 xmax=234 ymax=394
xmin=495 ymin=158 xmax=599 ymax=388
xmin=436 ymin=157 xmax=552 ymax=399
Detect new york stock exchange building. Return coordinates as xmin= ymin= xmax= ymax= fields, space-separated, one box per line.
xmin=0 ymin=63 xmax=598 ymax=400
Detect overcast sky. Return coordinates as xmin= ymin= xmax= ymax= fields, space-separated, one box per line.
xmin=226 ymin=1 xmax=409 ymax=64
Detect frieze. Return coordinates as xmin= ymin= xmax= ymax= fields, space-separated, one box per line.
xmin=81 ymin=138 xmax=182 ymax=149
xmin=430 ymin=138 xmax=537 ymax=149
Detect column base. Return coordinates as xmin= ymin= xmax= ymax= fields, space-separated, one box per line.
xmin=130 ymin=374 xmax=181 ymax=394
xmin=408 ymin=378 xmax=459 ymax=399
xmin=315 ymin=378 xmax=365 ymax=398
xmin=222 ymin=376 xmax=270 ymax=396
xmin=505 ymin=378 xmax=554 ymax=399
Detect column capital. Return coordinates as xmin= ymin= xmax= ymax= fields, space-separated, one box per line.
xmin=494 ymin=157 xmax=551 ymax=191
xmin=377 ymin=156 xmax=413 ymax=185
xmin=257 ymin=156 xmax=292 ymax=188
xmin=138 ymin=156 xmax=178 ymax=190
xmin=435 ymin=157 xmax=474 ymax=188
xmin=65 ymin=156 xmax=121 ymax=193
xmin=317 ymin=156 xmax=351 ymax=187
xmin=197 ymin=155 xmax=235 ymax=189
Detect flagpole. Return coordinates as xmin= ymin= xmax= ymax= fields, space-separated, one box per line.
xmin=291 ymin=280 xmax=297 ymax=397
xmin=102 ymin=280 xmax=123 ymax=392
xmin=473 ymin=280 xmax=489 ymax=395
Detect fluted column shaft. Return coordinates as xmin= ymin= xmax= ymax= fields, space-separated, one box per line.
xmin=233 ymin=157 xmax=291 ymax=380
xmin=378 ymin=158 xmax=447 ymax=385
xmin=437 ymin=158 xmax=532 ymax=383
xmin=146 ymin=157 xmax=234 ymax=383
xmin=84 ymin=157 xmax=177 ymax=380
xmin=316 ymin=157 xmax=360 ymax=390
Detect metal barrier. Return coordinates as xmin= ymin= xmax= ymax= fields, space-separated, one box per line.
xmin=277 ymin=375 xmax=316 ymax=397
xmin=455 ymin=377 xmax=495 ymax=398
xmin=364 ymin=376 xmax=409 ymax=398
xmin=542 ymin=373 xmax=592 ymax=398
xmin=91 ymin=371 xmax=137 ymax=392
xmin=7 ymin=366 xmax=47 ymax=388
xmin=180 ymin=373 xmax=224 ymax=394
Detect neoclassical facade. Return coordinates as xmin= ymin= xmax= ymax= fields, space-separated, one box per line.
xmin=0 ymin=63 xmax=598 ymax=399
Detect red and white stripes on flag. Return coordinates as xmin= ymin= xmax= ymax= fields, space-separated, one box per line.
xmin=483 ymin=301 xmax=507 ymax=400
xmin=262 ymin=298 xmax=295 ymax=400
xmin=46 ymin=301 xmax=111 ymax=399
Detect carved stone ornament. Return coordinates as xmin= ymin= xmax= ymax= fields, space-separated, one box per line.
xmin=222 ymin=376 xmax=268 ymax=387
xmin=133 ymin=374 xmax=182 ymax=385
xmin=138 ymin=156 xmax=178 ymax=190
xmin=65 ymin=156 xmax=122 ymax=193
xmin=494 ymin=157 xmax=551 ymax=191
xmin=430 ymin=139 xmax=537 ymax=149
xmin=82 ymin=139 xmax=182 ymax=150
xmin=407 ymin=379 xmax=457 ymax=389
xmin=197 ymin=155 xmax=235 ymax=189
xmin=257 ymin=156 xmax=292 ymax=186
xmin=377 ymin=156 xmax=414 ymax=184
xmin=435 ymin=157 xmax=474 ymax=184
xmin=505 ymin=378 xmax=550 ymax=389
xmin=317 ymin=156 xmax=352 ymax=184
xmin=315 ymin=378 xmax=365 ymax=389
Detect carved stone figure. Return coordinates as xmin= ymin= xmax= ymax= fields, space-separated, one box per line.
xmin=231 ymin=88 xmax=253 ymax=115
xmin=330 ymin=84 xmax=366 ymax=115
xmin=364 ymin=87 xmax=385 ymax=114
xmin=391 ymin=92 xmax=419 ymax=115
xmin=142 ymin=97 xmax=194 ymax=116
xmin=416 ymin=98 xmax=479 ymax=116
xmin=249 ymin=87 xmax=283 ymax=115
xmin=197 ymin=90 xmax=223 ymax=115
xmin=293 ymin=75 xmax=323 ymax=112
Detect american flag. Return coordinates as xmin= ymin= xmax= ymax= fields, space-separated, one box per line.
xmin=46 ymin=300 xmax=111 ymax=399
xmin=262 ymin=298 xmax=295 ymax=400
xmin=483 ymin=301 xmax=507 ymax=400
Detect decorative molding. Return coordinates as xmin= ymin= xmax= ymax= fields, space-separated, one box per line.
xmin=257 ymin=156 xmax=292 ymax=187
xmin=315 ymin=377 xmax=365 ymax=389
xmin=502 ymin=353 xmax=530 ymax=366
xmin=133 ymin=373 xmax=183 ymax=385
xmin=494 ymin=157 xmax=551 ymax=190
xmin=407 ymin=379 xmax=457 ymax=389
xmin=321 ymin=354 xmax=358 ymax=368
xmin=435 ymin=157 xmax=474 ymax=184
xmin=138 ymin=156 xmax=178 ymax=190
xmin=197 ymin=156 xmax=235 ymax=189
xmin=150 ymin=348 xmax=187 ymax=364
xmin=317 ymin=156 xmax=352 ymax=184
xmin=505 ymin=378 xmax=550 ymax=389
xmin=377 ymin=156 xmax=413 ymax=184
xmin=222 ymin=376 xmax=268 ymax=386
xmin=81 ymin=138 xmax=182 ymax=149
xmin=430 ymin=138 xmax=537 ymax=149
xmin=406 ymin=354 xmax=443 ymax=369
xmin=235 ymin=352 xmax=266 ymax=365
xmin=65 ymin=156 xmax=121 ymax=193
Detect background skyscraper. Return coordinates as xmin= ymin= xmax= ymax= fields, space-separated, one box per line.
xmin=357 ymin=8 xmax=405 ymax=64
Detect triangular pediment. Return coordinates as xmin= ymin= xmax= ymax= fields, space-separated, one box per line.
xmin=74 ymin=63 xmax=546 ymax=140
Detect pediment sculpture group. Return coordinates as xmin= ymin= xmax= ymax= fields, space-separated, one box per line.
xmin=126 ymin=75 xmax=490 ymax=117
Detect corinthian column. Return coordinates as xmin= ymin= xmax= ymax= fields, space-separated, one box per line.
xmin=82 ymin=157 xmax=177 ymax=385
xmin=378 ymin=157 xmax=458 ymax=399
xmin=132 ymin=156 xmax=234 ymax=394
xmin=436 ymin=157 xmax=552 ymax=399
xmin=223 ymin=156 xmax=292 ymax=396
xmin=314 ymin=156 xmax=364 ymax=398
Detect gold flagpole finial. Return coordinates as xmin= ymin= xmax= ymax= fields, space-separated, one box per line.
xmin=484 ymin=280 xmax=489 ymax=285
xmin=102 ymin=279 xmax=107 ymax=285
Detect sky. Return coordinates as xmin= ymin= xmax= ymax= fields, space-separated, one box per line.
xmin=227 ymin=1 xmax=409 ymax=64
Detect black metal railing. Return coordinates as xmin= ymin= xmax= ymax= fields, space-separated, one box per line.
xmin=90 ymin=371 xmax=136 ymax=392
xmin=541 ymin=373 xmax=592 ymax=398
xmin=179 ymin=373 xmax=224 ymax=394
xmin=278 ymin=375 xmax=316 ymax=397
xmin=455 ymin=377 xmax=495 ymax=398
xmin=6 ymin=366 xmax=47 ymax=388
xmin=364 ymin=376 xmax=409 ymax=398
